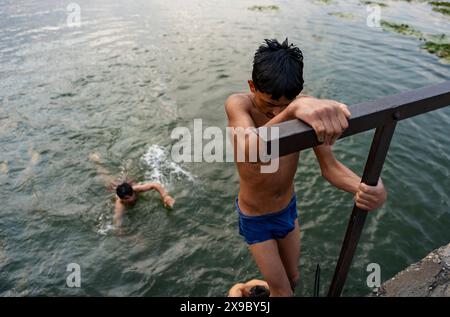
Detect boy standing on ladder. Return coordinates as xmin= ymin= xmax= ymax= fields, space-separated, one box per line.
xmin=225 ymin=39 xmax=387 ymax=296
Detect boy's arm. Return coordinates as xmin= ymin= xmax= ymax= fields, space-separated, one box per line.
xmin=113 ymin=198 xmax=126 ymax=226
xmin=225 ymin=94 xmax=352 ymax=161
xmin=267 ymin=96 xmax=351 ymax=145
xmin=133 ymin=183 xmax=175 ymax=208
xmin=225 ymin=96 xmax=261 ymax=162
xmin=314 ymin=144 xmax=387 ymax=211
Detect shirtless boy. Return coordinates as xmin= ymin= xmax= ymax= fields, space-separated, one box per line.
xmin=225 ymin=39 xmax=387 ymax=296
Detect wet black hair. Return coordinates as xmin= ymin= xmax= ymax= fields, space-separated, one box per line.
xmin=116 ymin=182 xmax=133 ymax=199
xmin=252 ymin=38 xmax=304 ymax=100
xmin=249 ymin=285 xmax=270 ymax=298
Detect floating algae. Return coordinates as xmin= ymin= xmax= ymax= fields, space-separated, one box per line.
xmin=427 ymin=33 xmax=449 ymax=42
xmin=429 ymin=1 xmax=450 ymax=16
xmin=315 ymin=0 xmax=333 ymax=4
xmin=422 ymin=37 xmax=450 ymax=62
xmin=248 ymin=5 xmax=279 ymax=11
xmin=361 ymin=1 xmax=389 ymax=7
xmin=382 ymin=20 xmax=450 ymax=62
xmin=433 ymin=8 xmax=450 ymax=15
xmin=328 ymin=12 xmax=357 ymax=20
xmin=380 ymin=20 xmax=424 ymax=39
xmin=423 ymin=42 xmax=450 ymax=61
xmin=429 ymin=1 xmax=450 ymax=8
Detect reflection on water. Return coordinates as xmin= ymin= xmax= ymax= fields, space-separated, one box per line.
xmin=0 ymin=0 xmax=449 ymax=296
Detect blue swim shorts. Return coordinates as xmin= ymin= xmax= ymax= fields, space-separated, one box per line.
xmin=236 ymin=195 xmax=298 ymax=245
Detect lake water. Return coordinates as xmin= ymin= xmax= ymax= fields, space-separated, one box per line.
xmin=0 ymin=0 xmax=449 ymax=296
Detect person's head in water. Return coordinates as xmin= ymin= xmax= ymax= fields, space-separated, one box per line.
xmin=116 ymin=182 xmax=135 ymax=203
xmin=248 ymin=38 xmax=304 ymax=118
xmin=228 ymin=279 xmax=270 ymax=297
xmin=249 ymin=285 xmax=270 ymax=298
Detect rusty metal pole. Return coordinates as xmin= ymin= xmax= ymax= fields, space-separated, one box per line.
xmin=328 ymin=118 xmax=398 ymax=297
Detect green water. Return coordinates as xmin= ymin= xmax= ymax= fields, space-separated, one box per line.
xmin=0 ymin=0 xmax=449 ymax=296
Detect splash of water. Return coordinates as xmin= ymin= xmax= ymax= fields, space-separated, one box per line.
xmin=96 ymin=212 xmax=115 ymax=236
xmin=96 ymin=144 xmax=194 ymax=236
xmin=141 ymin=144 xmax=195 ymax=185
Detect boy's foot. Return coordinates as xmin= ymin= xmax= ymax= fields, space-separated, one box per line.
xmin=89 ymin=152 xmax=101 ymax=163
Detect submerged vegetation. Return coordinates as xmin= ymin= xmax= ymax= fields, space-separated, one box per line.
xmin=313 ymin=0 xmax=450 ymax=62
xmin=328 ymin=12 xmax=357 ymax=20
xmin=429 ymin=1 xmax=450 ymax=5
xmin=315 ymin=0 xmax=333 ymax=4
xmin=361 ymin=1 xmax=389 ymax=7
xmin=422 ymin=34 xmax=450 ymax=62
xmin=423 ymin=42 xmax=450 ymax=61
xmin=433 ymin=8 xmax=450 ymax=15
xmin=430 ymin=1 xmax=450 ymax=16
xmin=380 ymin=20 xmax=424 ymax=39
xmin=381 ymin=20 xmax=450 ymax=62
xmin=248 ymin=5 xmax=279 ymax=11
xmin=314 ymin=0 xmax=450 ymax=62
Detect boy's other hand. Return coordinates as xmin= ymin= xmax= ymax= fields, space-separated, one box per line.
xmin=290 ymin=97 xmax=351 ymax=145
xmin=163 ymin=195 xmax=175 ymax=208
xmin=354 ymin=178 xmax=387 ymax=211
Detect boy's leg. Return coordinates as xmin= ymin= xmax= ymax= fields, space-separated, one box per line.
xmin=249 ymin=239 xmax=293 ymax=296
xmin=276 ymin=219 xmax=301 ymax=292
xmin=89 ymin=152 xmax=115 ymax=185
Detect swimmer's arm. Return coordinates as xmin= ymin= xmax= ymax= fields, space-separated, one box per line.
xmin=228 ymin=283 xmax=245 ymax=297
xmin=133 ymin=183 xmax=175 ymax=208
xmin=113 ymin=198 xmax=125 ymax=226
xmin=314 ymin=144 xmax=387 ymax=211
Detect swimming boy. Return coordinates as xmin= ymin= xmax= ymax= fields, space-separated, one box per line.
xmin=228 ymin=279 xmax=270 ymax=297
xmin=225 ymin=39 xmax=387 ymax=296
xmin=89 ymin=153 xmax=175 ymax=226
xmin=113 ymin=181 xmax=175 ymax=226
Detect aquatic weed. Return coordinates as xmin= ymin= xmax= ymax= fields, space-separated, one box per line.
xmin=380 ymin=20 xmax=424 ymax=39
xmin=361 ymin=1 xmax=389 ymax=7
xmin=248 ymin=5 xmax=279 ymax=11
xmin=328 ymin=12 xmax=357 ymax=20
xmin=429 ymin=1 xmax=450 ymax=15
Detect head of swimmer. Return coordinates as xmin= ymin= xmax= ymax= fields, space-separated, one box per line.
xmin=116 ymin=182 xmax=136 ymax=203
xmin=248 ymin=38 xmax=304 ymax=118
xmin=248 ymin=285 xmax=270 ymax=298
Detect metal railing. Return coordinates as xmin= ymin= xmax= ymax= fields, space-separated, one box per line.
xmin=257 ymin=81 xmax=450 ymax=296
